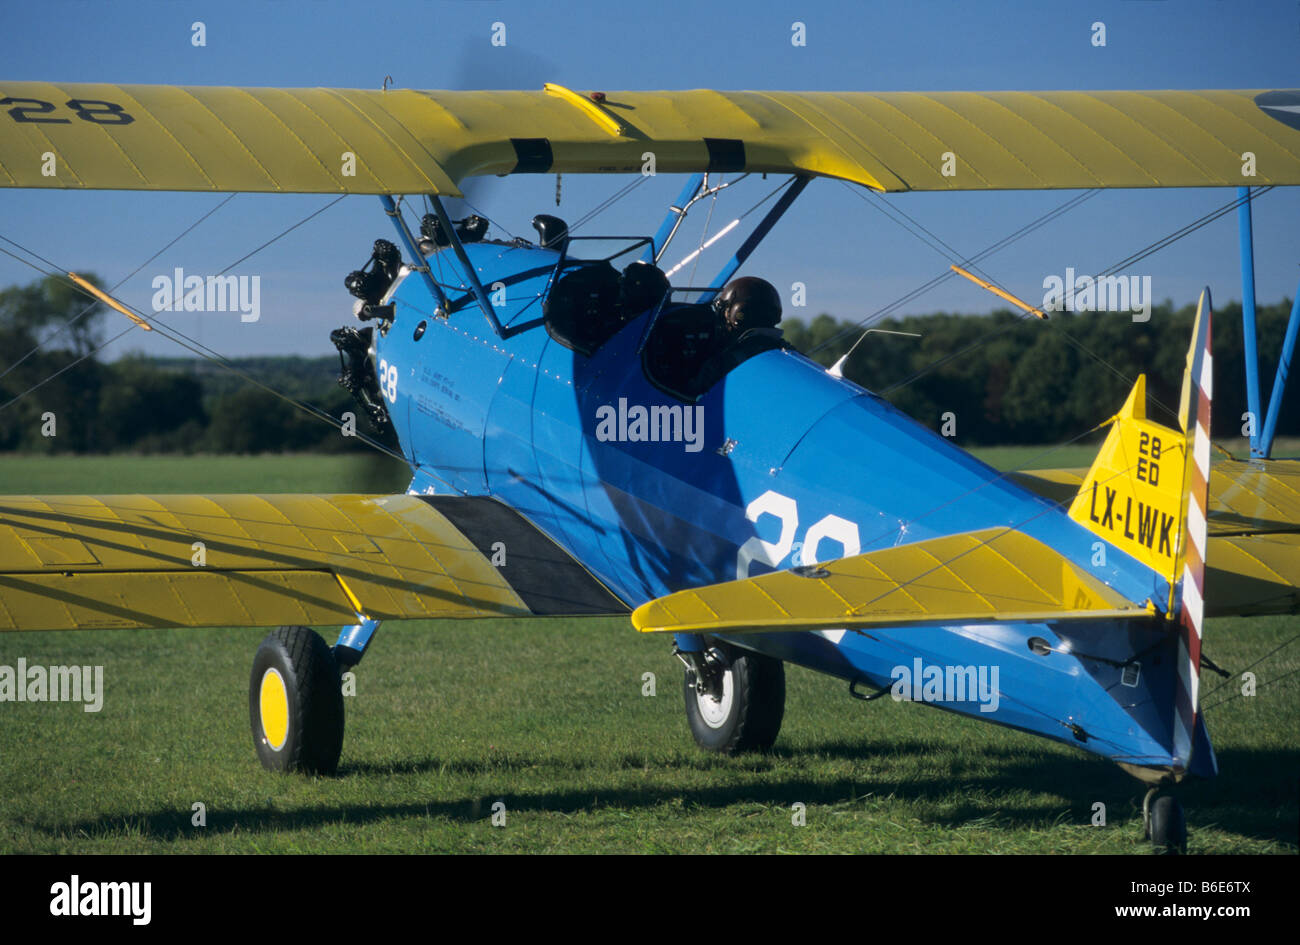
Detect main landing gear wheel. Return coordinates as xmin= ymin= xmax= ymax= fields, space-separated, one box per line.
xmin=1143 ymin=788 xmax=1187 ymax=855
xmin=683 ymin=643 xmax=785 ymax=754
xmin=250 ymin=626 xmax=345 ymax=775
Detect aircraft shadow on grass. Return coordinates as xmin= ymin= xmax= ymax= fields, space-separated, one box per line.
xmin=37 ymin=746 xmax=1296 ymax=847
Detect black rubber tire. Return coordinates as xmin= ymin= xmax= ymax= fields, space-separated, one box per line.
xmin=1148 ymin=795 xmax=1187 ymax=855
xmin=249 ymin=626 xmax=345 ymax=775
xmin=683 ymin=643 xmax=785 ymax=754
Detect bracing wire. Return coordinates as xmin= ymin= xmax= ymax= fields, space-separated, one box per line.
xmin=830 ymin=186 xmax=1274 ymax=425
xmin=0 ymin=197 xmax=456 ymax=487
xmin=0 ymin=195 xmax=238 ymax=383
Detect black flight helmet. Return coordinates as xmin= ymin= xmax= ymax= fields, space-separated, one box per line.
xmin=713 ymin=276 xmax=782 ymax=332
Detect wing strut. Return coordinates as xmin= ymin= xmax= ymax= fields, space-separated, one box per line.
xmin=1238 ymin=186 xmax=1264 ymax=457
xmin=1260 ymin=281 xmax=1300 ymax=457
xmin=379 ymin=194 xmax=451 ymax=316
xmin=429 ymin=195 xmax=507 ymax=338
xmin=705 ymin=175 xmax=809 ymax=297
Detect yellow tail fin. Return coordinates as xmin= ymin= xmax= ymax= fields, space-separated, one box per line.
xmin=1068 ymin=291 xmax=1213 ymax=590
xmin=1067 ymin=372 xmax=1187 ymax=585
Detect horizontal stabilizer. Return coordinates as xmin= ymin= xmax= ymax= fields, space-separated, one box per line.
xmin=632 ymin=527 xmax=1149 ymax=635
xmin=1012 ymin=459 xmax=1300 ymax=617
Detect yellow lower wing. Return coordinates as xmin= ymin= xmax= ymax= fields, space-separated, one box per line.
xmin=633 ymin=528 xmax=1148 ymax=635
xmin=0 ymin=494 xmax=626 ymax=631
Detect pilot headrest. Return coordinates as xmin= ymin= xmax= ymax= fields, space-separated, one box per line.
xmin=531 ymin=214 xmax=569 ymax=254
xmin=618 ymin=261 xmax=670 ymax=315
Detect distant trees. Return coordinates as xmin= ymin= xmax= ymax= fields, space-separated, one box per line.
xmin=204 ymin=386 xmax=359 ymax=454
xmin=0 ymin=274 xmax=366 ymax=454
xmin=782 ymin=298 xmax=1299 ymax=444
xmin=0 ymin=274 xmax=1295 ymax=452
xmin=0 ymin=274 xmax=110 ymax=452
xmin=96 ymin=355 xmax=207 ymax=452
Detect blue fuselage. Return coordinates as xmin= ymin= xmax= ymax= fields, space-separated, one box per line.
xmin=373 ymin=241 xmax=1206 ymax=775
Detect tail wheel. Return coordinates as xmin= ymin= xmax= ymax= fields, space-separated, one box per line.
xmin=683 ymin=643 xmax=785 ymax=754
xmin=1144 ymin=791 xmax=1187 ymax=855
xmin=250 ymin=626 xmax=345 ymax=774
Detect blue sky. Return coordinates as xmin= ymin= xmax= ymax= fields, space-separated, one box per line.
xmin=2 ymin=0 xmax=1297 ymax=358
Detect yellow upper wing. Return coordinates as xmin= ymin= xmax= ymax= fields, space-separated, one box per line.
xmin=0 ymin=493 xmax=626 ymax=631
xmin=633 ymin=528 xmax=1148 ymax=635
xmin=2 ymin=84 xmax=1298 ymax=195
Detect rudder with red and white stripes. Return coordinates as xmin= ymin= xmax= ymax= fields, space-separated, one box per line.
xmin=1172 ymin=288 xmax=1213 ymax=770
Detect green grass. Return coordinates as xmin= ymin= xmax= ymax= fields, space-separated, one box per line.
xmin=0 ymin=453 xmax=1295 ymax=853
xmin=0 ymin=452 xmax=411 ymax=494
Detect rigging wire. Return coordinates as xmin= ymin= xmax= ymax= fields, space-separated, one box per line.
xmin=565 ymin=175 xmax=650 ymax=235
xmin=441 ymin=175 xmax=650 ymax=250
xmin=1 ymin=192 xmax=347 ymax=392
xmin=686 ymin=176 xmax=721 ymax=286
xmin=0 ymin=198 xmax=447 ymax=485
xmin=810 ymin=188 xmax=1101 ymax=357
xmin=0 ymin=241 xmax=417 ymax=471
xmin=1202 ymin=664 xmax=1299 ymax=712
xmin=737 ymin=175 xmax=798 ymax=221
xmin=0 ymin=195 xmax=238 ymax=383
xmin=1029 ymin=186 xmax=1277 ymax=425
xmin=844 ymin=186 xmax=1276 ymax=425
xmin=1198 ymin=630 xmax=1300 ymax=711
xmin=216 ymin=194 xmax=347 ymax=274
xmin=454 ymin=172 xmax=786 ymax=268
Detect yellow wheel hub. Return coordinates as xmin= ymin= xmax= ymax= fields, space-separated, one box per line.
xmin=259 ymin=668 xmax=289 ymax=751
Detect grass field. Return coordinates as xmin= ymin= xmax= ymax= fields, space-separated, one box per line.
xmin=0 ymin=452 xmax=1296 ymax=854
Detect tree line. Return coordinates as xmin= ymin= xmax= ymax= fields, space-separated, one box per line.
xmin=1 ymin=274 xmax=1295 ymax=452
xmin=782 ymin=296 xmax=1298 ymax=444
xmin=0 ymin=275 xmax=361 ymax=454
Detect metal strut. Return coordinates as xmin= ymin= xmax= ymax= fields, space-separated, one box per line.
xmin=704 ymin=176 xmax=810 ymax=299
xmin=379 ymin=194 xmax=450 ymax=317
xmin=334 ymin=616 xmax=382 ymax=669
xmin=1260 ymin=287 xmax=1300 ymax=457
xmin=428 ymin=196 xmax=506 ymax=338
xmin=646 ymin=173 xmax=705 ymax=265
xmin=1237 ymin=186 xmax=1264 ymax=457
xmin=1236 ymin=187 xmax=1299 ymax=460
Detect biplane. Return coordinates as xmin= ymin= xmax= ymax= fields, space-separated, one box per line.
xmin=1 ymin=82 xmax=1298 ymax=853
